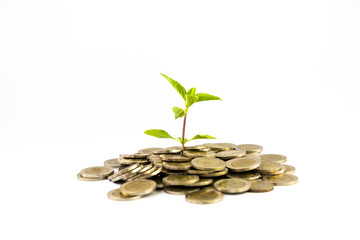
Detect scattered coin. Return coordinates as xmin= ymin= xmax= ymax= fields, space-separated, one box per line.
xmin=110 ymin=165 xmax=144 ymax=182
xmin=200 ymin=168 xmax=228 ymax=177
xmin=226 ymin=156 xmax=261 ymax=172
xmin=104 ymin=158 xmax=122 ymax=168
xmin=138 ymin=147 xmax=164 ymax=154
xmin=256 ymin=161 xmax=283 ymax=173
xmin=160 ymin=154 xmax=191 ymax=162
xmin=164 ymin=186 xmax=200 ymax=195
xmin=184 ymin=145 xmax=210 ymax=151
xmin=203 ymin=143 xmax=233 ymax=151
xmin=120 ymin=153 xmax=149 ymax=159
xmin=163 ymin=161 xmax=192 ymax=171
xmin=162 ymin=174 xmax=199 ymax=186
xmin=263 ymin=174 xmax=298 ymax=186
xmin=186 ymin=189 xmax=223 ymax=204
xmin=183 ymin=178 xmax=213 ymax=187
xmin=262 ymin=165 xmax=286 ymax=176
xmin=187 ymin=169 xmax=216 ymax=175
xmin=283 ymin=164 xmax=296 ymax=174
xmin=191 ymin=157 xmax=226 ymax=171
xmin=216 ymin=149 xmax=246 ymax=160
xmin=77 ymin=173 xmax=106 ymax=181
xmin=260 ymin=154 xmax=287 ymax=163
xmin=118 ymin=158 xmax=149 ymax=165
xmin=107 ymin=188 xmax=142 ymax=201
xmin=108 ymin=163 xmax=140 ymax=180
xmin=250 ymin=181 xmax=274 ymax=193
xmin=237 ymin=144 xmax=263 ymax=155
xmin=183 ymin=151 xmax=216 ymax=158
xmin=153 ymin=149 xmax=182 ymax=154
xmin=227 ymin=171 xmax=262 ymax=181
xmin=214 ymin=178 xmax=251 ymax=193
xmin=120 ymin=179 xmax=157 ymax=196
xmin=80 ymin=166 xmax=114 ymax=178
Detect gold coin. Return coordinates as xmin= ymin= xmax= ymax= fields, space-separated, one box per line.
xmin=262 ymin=165 xmax=286 ymax=176
xmin=138 ymin=147 xmax=164 ymax=154
xmin=283 ymin=164 xmax=296 ymax=174
xmin=200 ymin=168 xmax=228 ymax=177
xmin=149 ymin=175 xmax=164 ymax=189
xmin=77 ymin=173 xmax=106 ymax=181
xmin=163 ymin=186 xmax=200 ymax=195
xmin=111 ymin=165 xmax=144 ymax=182
xmin=191 ymin=157 xmax=226 ymax=171
xmin=162 ymin=161 xmax=192 ymax=171
xmin=104 ymin=158 xmax=122 ymax=168
xmin=120 ymin=179 xmax=157 ymax=196
xmin=107 ymin=188 xmax=142 ymax=201
xmin=160 ymin=154 xmax=191 ymax=162
xmin=141 ymin=165 xmax=162 ymax=179
xmin=227 ymin=171 xmax=262 ymax=181
xmin=185 ymin=189 xmax=223 ymax=204
xmin=153 ymin=148 xmax=182 ymax=154
xmin=250 ymin=181 xmax=274 ymax=192
xmin=215 ymin=149 xmax=246 ymax=160
xmin=187 ymin=169 xmax=216 ymax=175
xmin=80 ymin=166 xmax=114 ymax=178
xmin=260 ymin=154 xmax=287 ymax=163
xmin=161 ymin=168 xmax=186 ymax=175
xmin=183 ymin=151 xmax=216 ymax=158
xmin=203 ymin=143 xmax=233 ymax=151
xmin=108 ymin=163 xmax=140 ymax=180
xmin=256 ymin=161 xmax=283 ymax=173
xmin=118 ymin=158 xmax=149 ymax=165
xmin=263 ymin=174 xmax=298 ymax=186
xmin=237 ymin=144 xmax=263 ymax=154
xmin=162 ymin=174 xmax=199 ymax=186
xmin=214 ymin=178 xmax=251 ymax=193
xmin=226 ymin=156 xmax=261 ymax=172
xmin=184 ymin=145 xmax=210 ymax=151
xmin=119 ymin=153 xmax=149 ymax=159
xmin=183 ymin=178 xmax=213 ymax=187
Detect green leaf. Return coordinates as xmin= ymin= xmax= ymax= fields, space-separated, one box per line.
xmin=161 ymin=73 xmax=187 ymax=101
xmin=189 ymin=134 xmax=216 ymax=141
xmin=172 ymin=107 xmax=185 ymax=119
xmin=187 ymin=87 xmax=196 ymax=95
xmin=185 ymin=94 xmax=199 ymax=108
xmin=195 ymin=93 xmax=222 ymax=103
xmin=144 ymin=129 xmax=176 ymax=140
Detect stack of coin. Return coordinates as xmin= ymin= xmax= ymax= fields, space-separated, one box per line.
xmin=78 ymin=143 xmax=298 ymax=204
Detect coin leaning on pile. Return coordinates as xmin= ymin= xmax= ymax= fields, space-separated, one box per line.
xmin=77 ymin=143 xmax=298 ymax=204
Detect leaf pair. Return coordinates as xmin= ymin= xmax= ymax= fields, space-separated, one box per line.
xmin=144 ymin=129 xmax=216 ymax=143
xmin=161 ymin=73 xmax=222 ymax=120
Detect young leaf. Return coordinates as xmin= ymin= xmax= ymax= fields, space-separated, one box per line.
xmin=187 ymin=87 xmax=196 ymax=95
xmin=189 ymin=134 xmax=216 ymax=141
xmin=172 ymin=107 xmax=185 ymax=119
xmin=195 ymin=93 xmax=222 ymax=103
xmin=144 ymin=129 xmax=176 ymax=140
xmin=161 ymin=73 xmax=187 ymax=101
xmin=185 ymin=94 xmax=199 ymax=108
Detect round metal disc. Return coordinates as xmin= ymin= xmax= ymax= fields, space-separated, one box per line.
xmin=120 ymin=179 xmax=157 ymax=196
xmin=191 ymin=157 xmax=226 ymax=171
xmin=226 ymin=156 xmax=261 ymax=172
xmin=186 ymin=189 xmax=223 ymax=204
xmin=214 ymin=178 xmax=251 ymax=193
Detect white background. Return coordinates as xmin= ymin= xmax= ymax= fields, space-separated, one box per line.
xmin=1 ymin=0 xmax=359 ymax=239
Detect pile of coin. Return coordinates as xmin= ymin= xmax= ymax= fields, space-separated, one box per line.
xmin=77 ymin=143 xmax=298 ymax=204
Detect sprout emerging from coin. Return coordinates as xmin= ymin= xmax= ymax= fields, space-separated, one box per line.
xmin=144 ymin=73 xmax=222 ymax=152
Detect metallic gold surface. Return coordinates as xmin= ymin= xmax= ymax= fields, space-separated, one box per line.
xmin=191 ymin=157 xmax=226 ymax=171
xmin=283 ymin=164 xmax=296 ymax=174
xmin=183 ymin=178 xmax=213 ymax=187
xmin=162 ymin=174 xmax=199 ymax=186
xmin=104 ymin=158 xmax=122 ymax=168
xmin=227 ymin=171 xmax=262 ymax=181
xmin=183 ymin=151 xmax=216 ymax=158
xmin=107 ymin=188 xmax=142 ymax=201
xmin=256 ymin=161 xmax=283 ymax=173
xmin=214 ymin=178 xmax=251 ymax=193
xmin=250 ymin=181 xmax=274 ymax=192
xmin=162 ymin=161 xmax=192 ymax=171
xmin=163 ymin=186 xmax=200 ymax=195
xmin=185 ymin=189 xmax=223 ymax=204
xmin=237 ymin=144 xmax=263 ymax=154
xmin=263 ymin=174 xmax=298 ymax=186
xmin=138 ymin=148 xmax=164 ymax=154
xmin=77 ymin=173 xmax=106 ymax=181
xmin=262 ymin=165 xmax=286 ymax=176
xmin=80 ymin=166 xmax=114 ymax=178
xmin=160 ymin=154 xmax=192 ymax=162
xmin=215 ymin=149 xmax=246 ymax=160
xmin=200 ymin=168 xmax=228 ymax=177
xmin=187 ymin=169 xmax=216 ymax=175
xmin=120 ymin=179 xmax=157 ymax=196
xmin=120 ymin=153 xmax=149 ymax=159
xmin=118 ymin=158 xmax=149 ymax=165
xmin=226 ymin=156 xmax=261 ymax=172
xmin=203 ymin=143 xmax=234 ymax=151
xmin=260 ymin=154 xmax=287 ymax=163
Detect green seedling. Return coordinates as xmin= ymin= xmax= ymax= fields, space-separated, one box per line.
xmin=144 ymin=73 xmax=222 ymax=152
